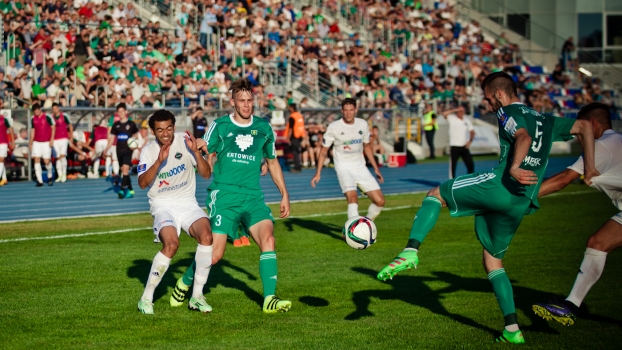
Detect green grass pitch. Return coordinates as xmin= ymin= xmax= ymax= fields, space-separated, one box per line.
xmin=1 ymin=184 xmax=620 ymax=349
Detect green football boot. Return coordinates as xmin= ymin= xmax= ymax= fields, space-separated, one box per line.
xmin=170 ymin=278 xmax=190 ymax=307
xmin=495 ymin=329 xmax=525 ymax=344
xmin=137 ymin=299 xmax=154 ymax=314
xmin=377 ymin=250 xmax=419 ymax=281
xmin=188 ymin=296 xmax=212 ymax=313
xmin=263 ymin=295 xmax=291 ymax=314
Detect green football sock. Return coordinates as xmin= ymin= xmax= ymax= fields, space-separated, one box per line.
xmin=259 ymin=251 xmax=278 ymax=298
xmin=488 ymin=268 xmax=518 ymax=326
xmin=182 ymin=261 xmax=196 ymax=286
xmin=406 ymin=196 xmax=442 ymax=249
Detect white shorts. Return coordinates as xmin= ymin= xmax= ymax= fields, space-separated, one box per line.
xmin=0 ymin=143 xmax=7 ymax=158
xmin=31 ymin=141 xmax=52 ymax=159
xmin=53 ymin=138 xmax=69 ymax=157
xmin=335 ymin=164 xmax=381 ymax=194
xmin=94 ymin=139 xmax=108 ymax=158
xmin=612 ymin=212 xmax=622 ymax=225
xmin=152 ymin=203 xmax=208 ymax=237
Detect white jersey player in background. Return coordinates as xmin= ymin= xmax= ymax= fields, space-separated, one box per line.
xmin=533 ymin=102 xmax=622 ymax=325
xmin=311 ymin=98 xmax=385 ymax=220
xmin=136 ymin=109 xmax=214 ymax=315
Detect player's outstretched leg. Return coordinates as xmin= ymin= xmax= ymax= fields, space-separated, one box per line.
xmin=250 ymin=220 xmax=291 ymax=314
xmin=187 ymin=219 xmax=214 ymax=313
xmin=139 ymin=229 xmax=177 ymax=314
xmin=366 ymin=190 xmax=385 ymax=221
xmin=377 ymin=194 xmax=442 ymax=281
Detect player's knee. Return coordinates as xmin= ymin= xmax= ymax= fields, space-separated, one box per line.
xmin=374 ymin=195 xmax=385 ymax=207
xmin=587 ymin=234 xmax=607 ymax=252
xmin=261 ymin=234 xmax=276 ymax=251
xmin=212 ymin=250 xmax=224 ymax=265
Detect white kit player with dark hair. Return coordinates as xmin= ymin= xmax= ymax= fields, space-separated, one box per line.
xmin=533 ymin=102 xmax=622 ymax=326
xmin=136 ymin=109 xmax=214 ymax=315
xmin=311 ymin=98 xmax=385 ymax=220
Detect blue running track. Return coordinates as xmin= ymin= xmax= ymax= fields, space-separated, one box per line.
xmin=0 ymin=157 xmax=577 ymax=222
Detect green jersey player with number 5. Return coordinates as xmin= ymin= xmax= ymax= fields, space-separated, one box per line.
xmin=172 ymin=78 xmax=292 ymax=314
xmin=377 ymin=72 xmax=600 ymax=344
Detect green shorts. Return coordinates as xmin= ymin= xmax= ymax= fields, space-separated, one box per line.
xmin=206 ymin=189 xmax=273 ymax=238
xmin=439 ymin=172 xmax=531 ymax=258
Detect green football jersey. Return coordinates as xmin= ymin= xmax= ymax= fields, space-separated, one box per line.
xmin=494 ymin=103 xmax=575 ymax=214
xmin=203 ymin=114 xmax=277 ymax=195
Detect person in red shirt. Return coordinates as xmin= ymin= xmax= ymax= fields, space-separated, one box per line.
xmin=78 ymin=2 xmax=94 ymax=19
xmin=51 ymin=103 xmax=74 ymax=183
xmin=33 ymin=28 xmax=53 ymax=52
xmin=29 ymin=103 xmax=56 ymax=187
xmin=0 ymin=110 xmax=14 ymax=187
xmin=65 ymin=27 xmax=77 ymax=44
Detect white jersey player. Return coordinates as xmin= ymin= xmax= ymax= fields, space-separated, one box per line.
xmin=533 ymin=103 xmax=622 ymax=325
xmin=311 ymin=98 xmax=385 ymax=220
xmin=135 ymin=109 xmax=214 ymax=315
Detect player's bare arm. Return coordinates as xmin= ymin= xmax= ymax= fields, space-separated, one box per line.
xmin=538 ymin=168 xmax=581 ymax=197
xmin=138 ymin=142 xmax=170 ymax=189
xmin=570 ymin=119 xmax=599 ymax=184
xmin=185 ymin=131 xmax=211 ymax=179
xmin=363 ymin=142 xmax=384 ymax=183
xmin=49 ymin=125 xmax=56 ymax=148
xmin=510 ymin=128 xmax=538 ymax=185
xmin=310 ymin=146 xmax=330 ymax=187
xmin=266 ymin=157 xmax=290 ymax=218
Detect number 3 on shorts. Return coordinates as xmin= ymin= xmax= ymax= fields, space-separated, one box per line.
xmin=214 ymin=215 xmax=222 ymax=226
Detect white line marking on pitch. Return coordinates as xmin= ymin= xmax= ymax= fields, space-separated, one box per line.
xmin=0 ymin=190 xmax=594 ymax=243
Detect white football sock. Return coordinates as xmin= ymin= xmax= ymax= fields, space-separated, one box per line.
xmin=0 ymin=163 xmax=5 ymax=180
xmin=192 ymin=244 xmax=213 ymax=298
xmin=367 ymin=203 xmax=383 ymax=221
xmin=62 ymin=157 xmax=67 ymax=177
xmin=34 ymin=163 xmax=43 ymax=183
xmin=93 ymin=159 xmax=100 ymax=175
xmin=56 ymin=159 xmax=63 ymax=178
xmin=45 ymin=162 xmax=53 ymax=180
xmin=347 ymin=203 xmax=359 ymax=219
xmin=566 ymin=248 xmax=607 ymax=307
xmin=105 ymin=156 xmax=111 ymax=175
xmin=112 ymin=160 xmax=120 ymax=175
xmin=141 ymin=252 xmax=171 ymax=302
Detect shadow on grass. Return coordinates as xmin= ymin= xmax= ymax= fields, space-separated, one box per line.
xmin=284 ymin=218 xmax=344 ymax=241
xmin=346 ymin=268 xmax=564 ymax=336
xmin=299 ymin=296 xmax=330 ymax=307
xmin=127 ymin=256 xmax=263 ymax=307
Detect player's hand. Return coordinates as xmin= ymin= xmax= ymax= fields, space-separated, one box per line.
xmin=310 ymin=174 xmax=321 ymax=187
xmin=158 ymin=141 xmax=171 ymax=163
xmin=510 ymin=167 xmax=538 ymax=185
xmin=375 ymin=169 xmax=384 ymax=184
xmin=280 ymin=194 xmax=290 ymax=218
xmin=49 ymin=140 xmax=54 ymax=147
xmin=8 ymin=141 xmax=15 ymax=151
xmin=184 ymin=130 xmax=198 ymax=152
xmin=584 ymin=169 xmax=600 ymax=186
xmin=465 ymin=141 xmax=471 ymax=149
xmin=261 ymin=162 xmax=268 ymax=176
xmin=196 ymin=137 xmax=207 ymax=151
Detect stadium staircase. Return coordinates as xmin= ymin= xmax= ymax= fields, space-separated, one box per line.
xmin=455 ymin=0 xmax=622 ymax=96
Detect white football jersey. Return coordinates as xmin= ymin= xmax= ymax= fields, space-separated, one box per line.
xmin=568 ymin=129 xmax=622 ymax=209
xmin=138 ymin=132 xmax=198 ymax=208
xmin=323 ymin=118 xmax=370 ymax=168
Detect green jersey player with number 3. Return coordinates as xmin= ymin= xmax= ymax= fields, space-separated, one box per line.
xmin=172 ymin=78 xmax=292 ymax=314
xmin=377 ymin=72 xmax=600 ymax=344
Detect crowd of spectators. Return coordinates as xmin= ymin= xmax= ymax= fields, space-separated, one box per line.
xmin=0 ymin=0 xmax=614 ymax=120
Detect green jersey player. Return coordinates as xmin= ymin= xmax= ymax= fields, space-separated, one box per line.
xmin=172 ymin=78 xmax=292 ymax=313
xmin=377 ymin=72 xmax=599 ymax=344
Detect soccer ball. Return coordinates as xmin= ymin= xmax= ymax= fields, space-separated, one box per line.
xmin=127 ymin=137 xmax=139 ymax=150
xmin=343 ymin=216 xmax=377 ymax=250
